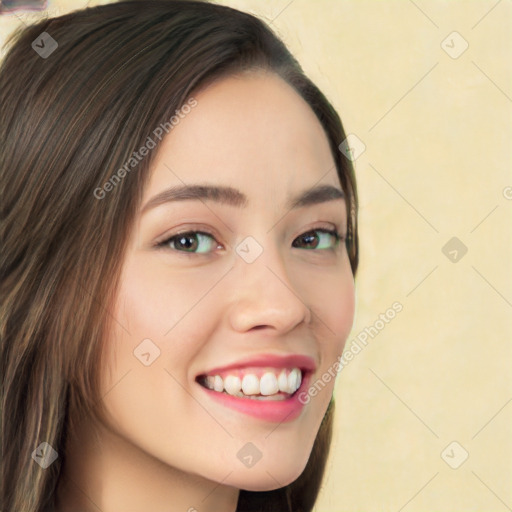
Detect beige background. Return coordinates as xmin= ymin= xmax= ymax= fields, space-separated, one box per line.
xmin=1 ymin=1 xmax=511 ymax=511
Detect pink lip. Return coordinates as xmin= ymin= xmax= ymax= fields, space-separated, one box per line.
xmin=198 ymin=353 xmax=317 ymax=376
xmin=198 ymin=370 xmax=312 ymax=423
xmin=196 ymin=353 xmax=316 ymax=423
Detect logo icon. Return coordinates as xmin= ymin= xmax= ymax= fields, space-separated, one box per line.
xmin=31 ymin=32 xmax=58 ymax=59
xmin=31 ymin=442 xmax=58 ymax=469
xmin=236 ymin=236 xmax=263 ymax=264
xmin=338 ymin=134 xmax=366 ymax=161
xmin=441 ymin=441 xmax=469 ymax=469
xmin=441 ymin=32 xmax=469 ymax=59
xmin=133 ymin=338 xmax=161 ymax=366
xmin=442 ymin=237 xmax=468 ymax=263
xmin=237 ymin=442 xmax=263 ymax=468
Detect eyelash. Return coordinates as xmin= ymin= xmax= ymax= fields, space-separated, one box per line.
xmin=156 ymin=227 xmax=344 ymax=255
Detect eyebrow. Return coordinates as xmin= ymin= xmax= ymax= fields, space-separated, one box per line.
xmin=141 ymin=183 xmax=344 ymax=214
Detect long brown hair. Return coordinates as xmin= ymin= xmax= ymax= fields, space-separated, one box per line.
xmin=0 ymin=1 xmax=359 ymax=511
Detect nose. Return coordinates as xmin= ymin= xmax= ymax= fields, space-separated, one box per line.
xmin=227 ymin=242 xmax=312 ymax=334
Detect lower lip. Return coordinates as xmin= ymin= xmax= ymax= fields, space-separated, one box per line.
xmin=197 ymin=372 xmax=312 ymax=423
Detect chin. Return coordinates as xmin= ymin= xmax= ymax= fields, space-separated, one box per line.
xmin=227 ymin=456 xmax=310 ymax=492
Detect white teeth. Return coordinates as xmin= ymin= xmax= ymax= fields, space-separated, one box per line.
xmin=288 ymin=368 xmax=301 ymax=393
xmin=259 ymin=372 xmax=279 ymax=395
xmin=278 ymin=370 xmax=288 ymax=393
xmin=213 ymin=375 xmax=223 ymax=392
xmin=241 ymin=374 xmax=259 ymax=395
xmin=224 ymin=375 xmax=242 ymax=396
xmin=201 ymin=367 xmax=303 ymax=396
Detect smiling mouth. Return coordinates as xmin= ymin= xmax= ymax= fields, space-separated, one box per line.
xmin=196 ymin=367 xmax=306 ymax=401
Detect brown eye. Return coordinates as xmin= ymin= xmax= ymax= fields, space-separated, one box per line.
xmin=292 ymin=229 xmax=341 ymax=250
xmin=158 ymin=231 xmax=217 ymax=254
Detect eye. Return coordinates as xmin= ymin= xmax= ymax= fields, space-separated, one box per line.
xmin=157 ymin=231 xmax=219 ymax=254
xmin=156 ymin=228 xmax=343 ymax=255
xmin=292 ymin=228 xmax=342 ymax=250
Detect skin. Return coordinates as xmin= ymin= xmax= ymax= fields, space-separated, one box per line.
xmin=56 ymin=69 xmax=355 ymax=512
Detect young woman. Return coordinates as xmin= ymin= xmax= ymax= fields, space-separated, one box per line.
xmin=0 ymin=1 xmax=359 ymax=511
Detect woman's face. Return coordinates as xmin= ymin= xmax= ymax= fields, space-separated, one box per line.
xmin=102 ymin=70 xmax=355 ymax=491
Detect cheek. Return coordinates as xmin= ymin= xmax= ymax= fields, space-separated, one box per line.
xmin=311 ymin=265 xmax=355 ymax=356
xmin=307 ymin=267 xmax=355 ymax=404
xmin=100 ymin=260 xmax=203 ymax=403
xmin=96 ymin=261 xmax=221 ymax=470
xmin=103 ymin=254 xmax=232 ymax=398
xmin=112 ymin=257 xmax=222 ymax=341
xmin=331 ymin=276 xmax=355 ymax=353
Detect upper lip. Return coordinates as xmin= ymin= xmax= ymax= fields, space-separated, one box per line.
xmin=198 ymin=353 xmax=317 ymax=377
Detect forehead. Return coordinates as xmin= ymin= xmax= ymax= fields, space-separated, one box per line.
xmin=144 ymin=70 xmax=339 ymax=207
